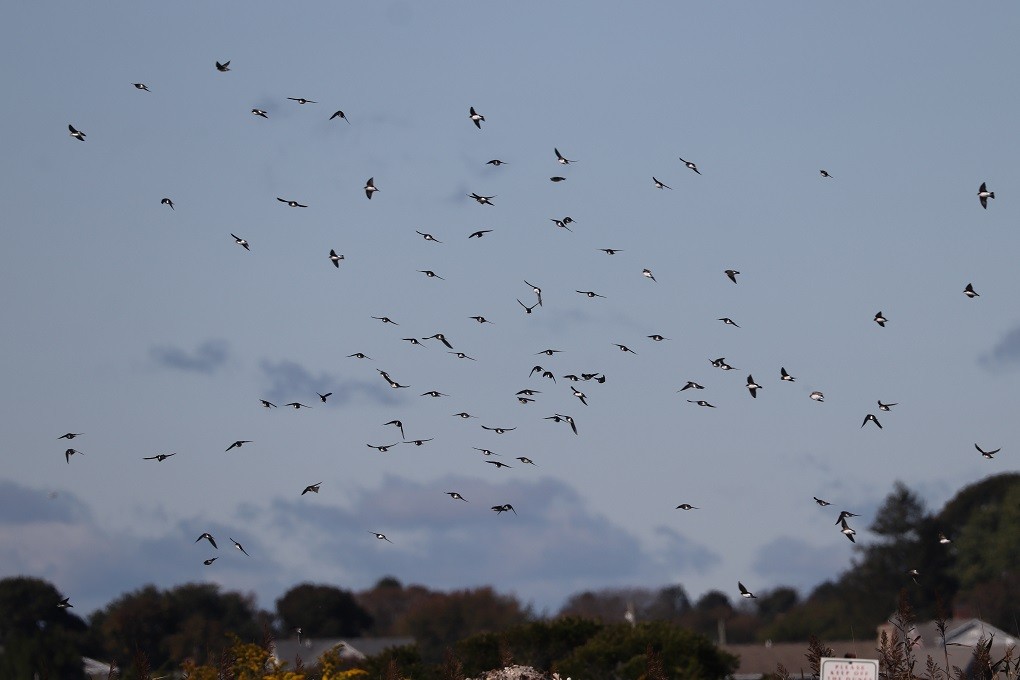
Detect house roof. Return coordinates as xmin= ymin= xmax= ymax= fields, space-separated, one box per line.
xmin=271 ymin=636 xmax=415 ymax=668
xmin=721 ymin=640 xmax=862 ymax=679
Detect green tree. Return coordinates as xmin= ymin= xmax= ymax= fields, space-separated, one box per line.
xmin=276 ymin=583 xmax=373 ymax=638
xmin=454 ymin=617 xmax=604 ymax=676
xmin=0 ymin=576 xmax=87 ymax=679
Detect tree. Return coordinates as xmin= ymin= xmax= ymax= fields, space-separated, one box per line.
xmin=356 ymin=578 xmax=432 ymax=636
xmin=276 ymin=583 xmax=373 ymax=638
xmin=0 ymin=576 xmax=87 ymax=679
xmin=454 ymin=617 xmax=604 ymax=676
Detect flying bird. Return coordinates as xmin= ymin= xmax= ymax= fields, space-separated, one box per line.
xmin=329 ymin=249 xmax=344 ymax=267
xmin=364 ymin=177 xmax=378 ymax=199
xmin=230 ymin=233 xmax=250 ymax=251
xmin=404 ymin=438 xmax=433 ymax=446
xmin=642 ymin=268 xmax=657 ymax=282
xmin=446 ymin=491 xmax=468 ymax=502
xmin=687 ymin=400 xmax=715 ymax=408
xmin=813 ymin=497 xmax=832 ymax=507
xmin=302 ymin=483 xmax=322 ymax=495
xmin=369 ymin=532 xmax=393 ymax=543
xmin=215 ymin=61 xmax=230 ymax=72
xmin=203 ymin=558 xmax=218 ymax=566
xmin=877 ymin=400 xmax=897 ymax=411
xmin=571 ymin=387 xmax=588 ymax=406
xmin=372 ymin=316 xmax=398 ymax=325
xmin=675 ymin=504 xmax=699 ymax=510
xmin=317 ymin=392 xmax=332 ymax=403
xmin=550 ymin=218 xmax=572 ymax=231
xmin=517 ymin=299 xmax=539 ymax=314
xmin=523 ymin=280 xmax=543 ymax=306
xmin=285 ymin=402 xmax=311 ymax=409
xmin=384 ymin=420 xmax=406 ymax=439
xmin=225 ymin=440 xmax=252 ymax=451
xmin=938 ymin=532 xmax=952 ymax=544
xmin=161 ymin=197 xmax=175 ymax=210
xmin=57 ymin=597 xmax=72 ymax=609
xmin=469 ymin=229 xmax=493 ymax=238
xmin=810 ymin=391 xmax=824 ymax=402
xmin=65 ymin=448 xmax=83 ymax=463
xmin=652 ymin=177 xmax=672 ymax=190
xmin=840 ymin=518 xmax=856 ymax=543
xmin=550 ymin=176 xmax=567 ymax=182
xmin=678 ymin=157 xmax=701 ymax=174
xmin=554 ymin=148 xmax=576 ymax=164
xmin=963 ymin=283 xmax=979 ymax=298
xmin=416 ymin=230 xmax=442 ymax=243
xmin=719 ymin=317 xmax=740 ymax=327
xmin=229 ymin=538 xmax=250 ymax=556
xmin=678 ymin=381 xmax=704 ymax=392
xmin=780 ymin=367 xmax=796 ymax=382
xmin=486 ymin=159 xmax=506 ymax=166
xmin=516 ymin=457 xmax=537 ymax=465
xmin=647 ymin=334 xmax=668 ymax=341
xmin=143 ymin=453 xmax=176 ymax=462
xmin=576 ymin=290 xmax=606 ymax=299
xmin=257 ymin=400 xmax=274 ymax=409
xmin=874 ymin=311 xmax=887 ymax=327
xmin=746 ymin=375 xmax=762 ymax=398
xmin=862 ymin=413 xmax=882 ymax=429
xmin=68 ymin=124 xmax=86 ymax=141
xmin=196 ymin=533 xmax=217 ymax=549
xmin=251 ymin=109 xmax=268 ymax=118
xmin=469 ymin=106 xmax=485 ymax=129
xmin=329 ymin=110 xmax=350 ymax=123
xmin=453 ymin=412 xmax=475 ymax=419
xmin=820 ymin=169 xmax=833 ymax=178
xmin=277 ymin=197 xmax=307 ymax=208
xmin=469 ymin=193 xmax=495 ymax=205
xmin=613 ymin=344 xmax=637 ymax=354
xmin=482 ymin=425 xmax=516 ymax=434
xmin=835 ymin=510 xmax=859 ymax=524
xmin=420 ymin=270 xmax=445 ymax=280
xmin=975 ymin=444 xmax=1000 ymax=459
xmin=977 ymin=182 xmax=995 ymax=209
xmin=738 ymin=582 xmax=756 ymax=599
xmin=132 ymin=83 xmax=150 ymax=92
xmin=600 ymin=248 xmax=623 ymax=255
xmin=725 ymin=269 xmax=740 ymax=283
xmin=58 ymin=433 xmax=83 ymax=440
xmin=348 ymin=352 xmax=372 ymax=360
xmin=287 ymin=97 xmax=317 ymax=104
xmin=421 ymin=390 xmax=447 ymax=398
xmin=367 ymin=443 xmax=399 ymax=452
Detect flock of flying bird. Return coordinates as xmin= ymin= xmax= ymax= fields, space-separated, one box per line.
xmin=52 ymin=57 xmax=1005 ymax=610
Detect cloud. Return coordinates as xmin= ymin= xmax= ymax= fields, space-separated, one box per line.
xmin=0 ymin=476 xmax=721 ymax=615
xmin=259 ymin=359 xmax=403 ymax=407
xmin=979 ymin=324 xmax=1020 ymax=370
xmin=651 ymin=525 xmax=722 ymax=574
xmin=150 ymin=339 xmax=229 ymax=375
xmin=751 ymin=536 xmax=851 ymax=594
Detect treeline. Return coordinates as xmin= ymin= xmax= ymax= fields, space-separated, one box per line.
xmin=1 ymin=473 xmax=1016 ymax=678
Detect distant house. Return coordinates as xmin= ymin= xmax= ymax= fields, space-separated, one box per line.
xmin=722 ymin=618 xmax=1016 ymax=680
xmin=270 ymin=636 xmax=416 ymax=669
xmin=83 ymin=656 xmax=117 ymax=679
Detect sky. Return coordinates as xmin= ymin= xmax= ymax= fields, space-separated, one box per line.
xmin=2 ymin=2 xmax=1019 ymax=618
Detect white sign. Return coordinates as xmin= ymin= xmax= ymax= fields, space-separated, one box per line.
xmin=820 ymin=657 xmax=879 ymax=680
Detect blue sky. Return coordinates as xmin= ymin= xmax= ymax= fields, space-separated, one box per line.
xmin=2 ymin=2 xmax=1019 ymax=616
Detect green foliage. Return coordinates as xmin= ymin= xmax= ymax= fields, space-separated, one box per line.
xmin=951 ymin=479 xmax=1020 ymax=590
xmin=454 ymin=616 xmax=604 ymax=676
xmin=0 ymin=576 xmax=87 ymax=679
xmin=276 ymin=583 xmax=374 ymax=638
xmin=554 ymin=620 xmax=738 ymax=680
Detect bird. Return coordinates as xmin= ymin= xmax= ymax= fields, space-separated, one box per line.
xmin=840 ymin=518 xmax=856 ymax=543
xmin=383 ymin=420 xmax=406 ymax=439
xmin=675 ymin=503 xmax=699 ymax=510
xmin=862 ymin=413 xmax=882 ymax=429
xmin=746 ymin=375 xmax=762 ymax=398
xmin=810 ymin=391 xmax=824 ymax=402
xmin=835 ymin=510 xmax=859 ymax=524
xmin=687 ymin=400 xmax=715 ymax=408
xmin=372 ymin=316 xmax=398 ymax=325
xmin=403 ymin=438 xmax=433 ymax=446
xmin=316 ymin=392 xmax=332 ymax=403
xmin=195 ymin=533 xmax=217 ymax=549
xmin=251 ymin=108 xmax=269 ymax=118
xmin=58 ymin=433 xmax=83 ymax=440
xmin=203 ymin=558 xmax=218 ymax=566
xmin=486 ymin=159 xmax=506 ymax=166
xmin=65 ymin=448 xmax=83 ymax=463
xmin=516 ymin=457 xmax=537 ymax=465
xmin=576 ymin=290 xmax=606 ymax=299
xmin=571 ymin=387 xmax=588 ymax=406
xmin=725 ymin=270 xmax=740 ymax=283
xmin=652 ymin=177 xmax=672 ymax=190
xmin=474 ymin=447 xmax=499 ymax=456
xmin=57 ymin=597 xmax=72 ymax=609
xmin=536 ymin=348 xmax=561 ymax=356
xmin=678 ymin=157 xmax=701 ymax=174
xmin=364 ymin=177 xmax=378 ymax=199
xmin=132 ymin=83 xmax=150 ymax=92
xmin=517 ymin=299 xmax=539 ymax=314
xmin=613 ymin=344 xmax=637 ymax=354
xmin=369 ymin=532 xmax=393 ymax=543
xmin=710 ymin=357 xmax=737 ymax=371
xmin=678 ymin=381 xmax=704 ymax=392
xmin=550 ymin=218 xmax=572 ymax=232
xmin=738 ymin=582 xmax=756 ymax=599
xmin=469 ymin=192 xmax=495 ymax=205
xmin=642 ymin=268 xmax=657 ymax=282
xmin=161 ymin=197 xmax=175 ymax=210
xmin=647 ymin=334 xmax=668 ymax=341
xmin=517 ymin=396 xmax=535 ymax=404
xmin=820 ymin=169 xmax=833 ymax=178
xmin=482 ymin=425 xmax=516 ymax=434
xmin=523 ymin=280 xmax=543 ymax=306
xmin=560 ymin=414 xmax=578 ymax=435
xmin=780 ymin=367 xmax=796 ymax=382
xmin=491 ymin=504 xmax=513 ymax=514
xmin=276 ymin=197 xmax=307 ymax=208
xmin=143 ymin=453 xmax=176 ymax=462
xmin=975 ymin=444 xmax=1000 ymax=459
xmin=874 ymin=311 xmax=888 ymax=327
xmin=230 ymin=233 xmax=250 ymax=251
xmin=498 ymin=503 xmax=517 ymax=515
xmin=229 ymin=538 xmax=250 ymax=556
xmin=449 ymin=351 xmax=475 ymax=360
xmin=328 ymin=249 xmax=344 ymax=268
xmin=421 ymin=390 xmax=447 ymax=398
xmin=813 ymin=497 xmax=832 ymax=506
xmin=469 ymin=315 xmax=491 ymax=324
xmin=347 ymin=352 xmax=372 ymax=360
xmin=416 ymin=230 xmax=442 ymax=243
xmin=907 ymin=568 xmax=920 ymax=584
xmin=719 ymin=317 xmax=740 ymax=328
xmin=469 ymin=229 xmax=493 ymax=238
xmin=402 ymin=337 xmax=425 ymax=346
xmin=419 ymin=270 xmax=445 ymax=280
xmin=550 ymin=176 xmax=567 ymax=182
xmin=68 ymin=124 xmax=86 ymax=141
xmin=301 ymin=483 xmax=322 ymax=495
xmin=329 ymin=110 xmax=350 ymax=123
xmin=367 ymin=443 xmax=399 ymax=452
xmin=978 ymin=182 xmax=995 ymax=209
xmin=225 ymin=440 xmax=252 ymax=451
xmin=517 ymin=389 xmax=540 ymax=396
xmin=877 ymin=400 xmax=897 ymax=411
xmin=215 ymin=60 xmax=230 ymax=72
xmin=938 ymin=532 xmax=952 ymax=544
xmin=425 ymin=333 xmax=454 ymax=349
xmin=963 ymin=283 xmax=979 ymax=298
xmin=446 ymin=491 xmax=468 ymax=502
xmin=285 ymin=402 xmax=311 ymax=409
xmin=469 ymin=106 xmax=485 ymax=129
xmin=287 ymin=97 xmax=317 ymax=104
xmin=453 ymin=412 xmax=475 ymax=419
xmin=600 ymin=248 xmax=623 ymax=255
xmin=554 ymin=148 xmax=576 ymax=164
